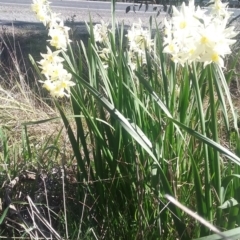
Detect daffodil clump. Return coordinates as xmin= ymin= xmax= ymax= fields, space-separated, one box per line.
xmin=163 ymin=0 xmax=236 ymax=68
xmin=32 ymin=0 xmax=75 ymax=97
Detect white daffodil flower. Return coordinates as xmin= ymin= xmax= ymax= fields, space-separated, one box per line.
xmin=39 ymin=76 xmax=75 ymax=98
xmin=200 ymin=51 xmax=224 ymax=68
xmin=48 ymin=63 xmax=65 ymax=81
xmin=49 ymin=82 xmax=66 ymax=98
xmin=47 ymin=12 xmax=62 ymax=28
xmin=31 ymin=0 xmax=48 ymax=13
xmin=50 ymin=79 xmax=75 ymax=98
xmin=127 ymin=20 xmax=153 ymax=52
xmin=40 ymin=79 xmax=56 ymax=92
xmin=210 ymin=0 xmax=231 ymax=19
xmin=93 ymin=21 xmax=109 ymax=43
xmin=32 ymin=0 xmax=50 ymax=25
xmin=39 ymin=47 xmax=64 ymax=66
xmin=56 ymin=79 xmax=75 ymax=94
xmin=126 ymin=19 xmax=153 ymax=70
xmin=48 ymin=27 xmax=68 ymax=51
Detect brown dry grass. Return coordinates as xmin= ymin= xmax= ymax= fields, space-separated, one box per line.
xmin=0 ymin=24 xmax=75 ymax=165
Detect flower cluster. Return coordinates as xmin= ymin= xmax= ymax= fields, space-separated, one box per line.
xmin=92 ymin=20 xmax=153 ymax=70
xmin=93 ymin=21 xmax=109 ymax=44
xmin=126 ymin=20 xmax=153 ymax=70
xmin=92 ymin=21 xmax=112 ymax=69
xmin=32 ymin=0 xmax=71 ymax=50
xmin=32 ymin=0 xmax=74 ymax=97
xmin=163 ymin=0 xmax=236 ymax=68
xmin=32 ymin=0 xmax=51 ymax=26
xmin=210 ymin=0 xmax=231 ymax=19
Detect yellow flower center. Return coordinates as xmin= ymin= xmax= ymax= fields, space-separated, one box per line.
xmin=211 ymin=53 xmax=219 ymax=62
xmin=201 ymin=36 xmax=208 ymax=44
xmin=54 ymin=84 xmax=62 ymax=92
xmin=215 ymin=3 xmax=221 ymax=10
xmin=189 ymin=49 xmax=195 ymax=55
xmin=179 ymin=21 xmax=187 ymax=29
xmin=60 ymin=81 xmax=68 ymax=88
xmin=51 ymin=35 xmax=60 ymax=48
xmin=48 ymin=55 xmax=53 ymax=62
xmin=169 ymin=44 xmax=175 ymax=52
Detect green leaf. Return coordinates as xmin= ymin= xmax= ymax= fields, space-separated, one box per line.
xmin=22 ymin=117 xmax=60 ymax=126
xmin=170 ymin=118 xmax=240 ymax=166
xmin=194 ymin=227 xmax=240 ymax=240
xmin=56 ymin=102 xmax=88 ymax=180
xmin=0 ymin=206 xmax=9 ymax=224
xmin=222 ymin=174 xmax=240 ymax=189
xmin=218 ymin=198 xmax=239 ymax=209
xmin=70 ymin=71 xmax=158 ymax=165
xmin=221 ymin=174 xmax=240 ymax=202
xmin=213 ymin=65 xmax=238 ymax=134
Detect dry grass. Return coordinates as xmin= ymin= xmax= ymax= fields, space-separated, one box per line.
xmin=0 ymin=23 xmax=73 ymax=150
xmin=0 ymin=25 xmax=80 ymax=238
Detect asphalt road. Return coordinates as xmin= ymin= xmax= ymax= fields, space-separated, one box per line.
xmin=0 ymin=0 xmax=160 ymax=12
xmin=0 ymin=0 xmax=240 ymax=31
xmin=0 ymin=0 xmax=165 ymax=31
xmin=1 ymin=0 xmax=240 ymax=18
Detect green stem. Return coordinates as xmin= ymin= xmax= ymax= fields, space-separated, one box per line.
xmin=208 ymin=64 xmax=222 ymax=224
xmin=111 ymin=0 xmax=116 ymax=42
xmin=191 ymin=63 xmax=212 ymax=226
